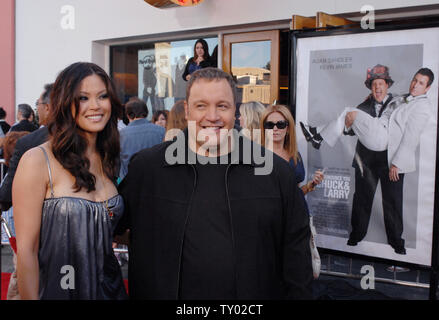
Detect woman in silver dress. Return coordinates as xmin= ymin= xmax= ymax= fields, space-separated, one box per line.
xmin=13 ymin=62 xmax=128 ymax=300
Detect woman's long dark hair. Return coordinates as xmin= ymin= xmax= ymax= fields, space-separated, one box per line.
xmin=48 ymin=62 xmax=122 ymax=192
xmin=193 ymin=39 xmax=210 ymax=60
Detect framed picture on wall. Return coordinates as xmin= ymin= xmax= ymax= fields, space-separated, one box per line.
xmin=291 ymin=22 xmax=439 ymax=267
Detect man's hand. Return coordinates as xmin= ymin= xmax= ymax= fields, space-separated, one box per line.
xmin=345 ymin=111 xmax=357 ymax=128
xmin=389 ymin=164 xmax=400 ymax=181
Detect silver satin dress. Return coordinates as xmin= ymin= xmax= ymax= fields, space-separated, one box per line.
xmin=37 ymin=147 xmax=128 ymax=300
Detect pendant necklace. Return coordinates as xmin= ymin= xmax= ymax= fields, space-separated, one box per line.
xmin=100 ymin=162 xmax=114 ymax=220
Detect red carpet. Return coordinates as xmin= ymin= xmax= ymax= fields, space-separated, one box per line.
xmin=1 ymin=273 xmax=11 ymax=300
xmin=1 ymin=275 xmax=128 ymax=300
xmin=124 ymin=279 xmax=128 ymax=294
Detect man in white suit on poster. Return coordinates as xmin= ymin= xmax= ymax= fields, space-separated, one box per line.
xmin=345 ymin=68 xmax=434 ymax=180
xmin=301 ymin=67 xmax=435 ymax=254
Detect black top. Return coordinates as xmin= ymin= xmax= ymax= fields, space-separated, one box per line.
xmin=182 ymin=57 xmax=212 ymax=81
xmin=117 ymin=131 xmax=313 ymax=300
xmin=179 ymin=153 xmax=235 ymax=300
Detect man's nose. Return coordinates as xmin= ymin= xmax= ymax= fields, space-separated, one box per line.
xmin=205 ymin=106 xmax=220 ymax=121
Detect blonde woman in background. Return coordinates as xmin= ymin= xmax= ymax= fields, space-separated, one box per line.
xmin=165 ymin=100 xmax=187 ymax=141
xmin=238 ymin=101 xmax=266 ymax=143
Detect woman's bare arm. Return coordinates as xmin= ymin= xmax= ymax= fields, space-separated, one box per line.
xmin=13 ymin=147 xmax=48 ymax=299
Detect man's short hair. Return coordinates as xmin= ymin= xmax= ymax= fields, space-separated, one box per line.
xmin=0 ymin=107 xmax=6 ymax=119
xmin=186 ymin=67 xmax=237 ymax=104
xmin=42 ymin=83 xmax=54 ymax=104
xmin=125 ymin=98 xmax=148 ymax=119
xmin=416 ymin=68 xmax=434 ymax=87
xmin=17 ymin=104 xmax=33 ymax=120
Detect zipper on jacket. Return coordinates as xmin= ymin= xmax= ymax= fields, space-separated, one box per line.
xmin=225 ymin=163 xmax=238 ymax=299
xmin=175 ymin=164 xmax=197 ymax=299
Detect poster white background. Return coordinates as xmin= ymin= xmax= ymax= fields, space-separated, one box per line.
xmin=296 ymin=27 xmax=439 ymax=266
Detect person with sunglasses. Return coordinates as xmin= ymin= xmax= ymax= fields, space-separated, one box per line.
xmin=260 ymin=105 xmax=324 ymax=279
xmin=260 ymin=105 xmax=324 ymax=195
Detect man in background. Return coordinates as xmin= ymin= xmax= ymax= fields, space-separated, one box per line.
xmin=9 ymin=104 xmax=38 ymax=133
xmin=119 ymin=97 xmax=165 ymax=180
xmin=0 ymin=84 xmax=53 ymax=211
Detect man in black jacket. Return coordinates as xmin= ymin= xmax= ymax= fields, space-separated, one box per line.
xmin=344 ymin=65 xmax=407 ymax=253
xmin=117 ymin=67 xmax=313 ymax=300
xmin=9 ymin=104 xmax=38 ymax=133
xmin=300 ymin=65 xmax=404 ymax=253
xmin=0 ymin=84 xmax=53 ymax=211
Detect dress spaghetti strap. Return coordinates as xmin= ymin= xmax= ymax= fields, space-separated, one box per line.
xmin=38 ymin=146 xmax=55 ymax=198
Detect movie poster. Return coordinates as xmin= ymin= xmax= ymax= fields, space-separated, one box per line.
xmin=295 ymin=27 xmax=439 ymax=265
xmin=138 ymin=45 xmax=182 ymax=120
xmin=138 ymin=38 xmax=218 ymax=120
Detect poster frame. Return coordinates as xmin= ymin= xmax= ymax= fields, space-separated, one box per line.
xmin=288 ymin=19 xmax=439 ymax=299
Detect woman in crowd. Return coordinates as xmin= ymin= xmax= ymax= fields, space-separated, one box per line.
xmin=260 ymin=105 xmax=324 ymax=279
xmin=152 ymin=109 xmax=168 ymax=128
xmin=2 ymin=131 xmax=30 ymax=300
xmin=164 ymin=99 xmax=187 ymax=141
xmin=260 ymin=104 xmax=324 ymax=193
xmin=13 ymin=62 xmax=128 ymax=300
xmin=182 ymin=39 xmax=211 ymax=81
xmin=238 ymin=101 xmax=266 ymax=143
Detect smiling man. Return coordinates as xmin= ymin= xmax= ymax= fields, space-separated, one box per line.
xmin=117 ymin=67 xmax=313 ymax=300
xmin=185 ymin=70 xmax=236 ymax=159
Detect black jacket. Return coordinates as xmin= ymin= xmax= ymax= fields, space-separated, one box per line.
xmin=117 ymin=132 xmax=313 ymax=300
xmin=9 ymin=120 xmax=38 ymax=133
xmin=182 ymin=57 xmax=212 ymax=81
xmin=0 ymin=126 xmax=48 ymax=210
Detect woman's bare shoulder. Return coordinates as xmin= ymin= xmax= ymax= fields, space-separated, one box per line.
xmin=19 ymin=143 xmax=50 ymax=169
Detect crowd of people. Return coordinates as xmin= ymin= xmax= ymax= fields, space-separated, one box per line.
xmin=0 ymin=59 xmax=323 ymax=300
xmin=1 ymin=36 xmax=432 ymax=301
